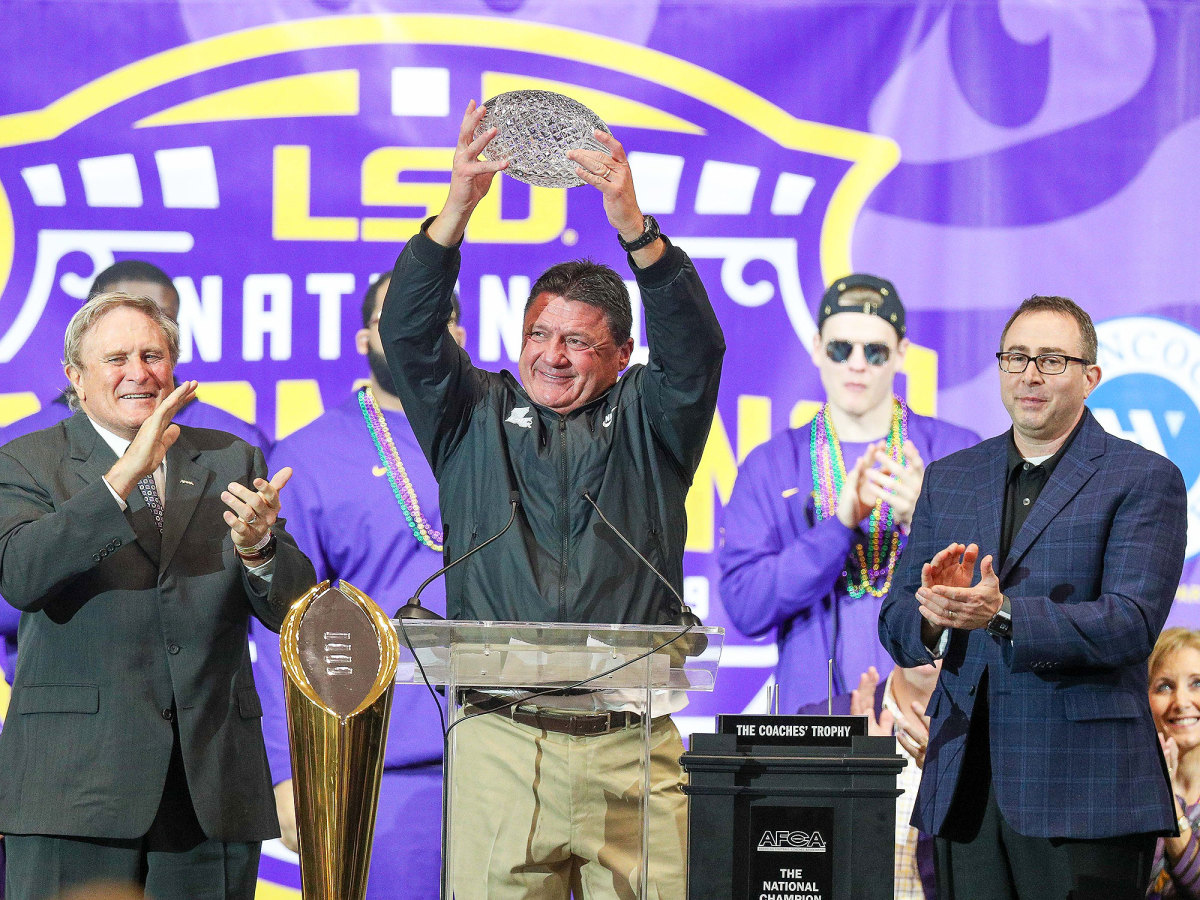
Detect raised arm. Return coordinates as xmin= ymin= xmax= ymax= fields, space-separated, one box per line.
xmin=426 ymin=99 xmax=507 ymax=248
xmin=379 ymin=102 xmax=499 ymax=470
xmin=568 ymin=129 xmax=664 ymax=269
xmin=567 ymin=130 xmax=724 ymax=472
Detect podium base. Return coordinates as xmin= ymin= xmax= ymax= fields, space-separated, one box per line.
xmin=682 ymin=732 xmax=905 ymax=900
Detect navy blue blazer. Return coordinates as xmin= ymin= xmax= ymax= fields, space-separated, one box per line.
xmin=879 ymin=409 xmax=1186 ymax=840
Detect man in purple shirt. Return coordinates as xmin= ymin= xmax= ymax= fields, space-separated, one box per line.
xmin=250 ymin=273 xmax=465 ymax=899
xmin=719 ymin=274 xmax=979 ymax=713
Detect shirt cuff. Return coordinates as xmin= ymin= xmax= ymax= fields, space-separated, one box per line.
xmin=102 ymin=475 xmax=129 ymax=511
xmin=245 ymin=557 xmax=275 ymax=581
xmin=629 ymin=235 xmax=684 ymax=288
xmin=926 ymin=627 xmax=951 ymax=660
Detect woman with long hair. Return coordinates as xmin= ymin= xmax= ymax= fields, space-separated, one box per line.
xmin=1148 ymin=627 xmax=1200 ymax=898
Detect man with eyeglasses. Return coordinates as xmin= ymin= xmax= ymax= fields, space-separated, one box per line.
xmin=720 ymin=274 xmax=978 ymax=714
xmin=879 ymin=295 xmax=1186 ymax=899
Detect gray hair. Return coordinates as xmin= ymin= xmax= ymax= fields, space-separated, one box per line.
xmin=63 ymin=292 xmax=180 ymax=410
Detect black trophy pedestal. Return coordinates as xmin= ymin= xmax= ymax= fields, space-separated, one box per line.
xmin=682 ymin=722 xmax=906 ymax=900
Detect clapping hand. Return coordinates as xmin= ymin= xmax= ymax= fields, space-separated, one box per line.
xmin=916 ymin=543 xmax=1003 ymax=631
xmin=837 ymin=444 xmax=879 ymax=528
xmin=860 ymin=440 xmax=925 ymax=529
xmin=850 ymin=667 xmax=894 ymax=736
xmin=222 ymin=467 xmax=293 ymax=551
xmin=1161 ymin=731 xmax=1180 ymax=787
xmin=104 ymin=380 xmax=197 ymax=498
xmin=893 ymin=698 xmax=932 ymax=768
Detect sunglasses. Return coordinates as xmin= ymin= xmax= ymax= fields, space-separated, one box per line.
xmin=824 ymin=340 xmax=892 ymax=366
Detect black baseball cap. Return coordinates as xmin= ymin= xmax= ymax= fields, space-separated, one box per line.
xmin=817 ymin=273 xmax=906 ymax=339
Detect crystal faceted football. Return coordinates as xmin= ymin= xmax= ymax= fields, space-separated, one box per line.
xmin=475 ymin=90 xmax=612 ymax=188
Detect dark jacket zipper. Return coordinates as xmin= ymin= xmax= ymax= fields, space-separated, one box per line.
xmin=557 ymin=416 xmax=568 ymax=620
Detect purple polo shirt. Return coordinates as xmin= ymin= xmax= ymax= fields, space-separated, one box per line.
xmin=719 ymin=410 xmax=979 ymax=713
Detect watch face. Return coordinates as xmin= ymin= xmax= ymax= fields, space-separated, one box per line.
xmin=988 ymin=613 xmax=1012 ymax=639
xmin=622 ymin=215 xmax=658 ymax=250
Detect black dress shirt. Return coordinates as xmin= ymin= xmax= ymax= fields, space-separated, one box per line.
xmin=999 ymin=413 xmax=1086 ymax=567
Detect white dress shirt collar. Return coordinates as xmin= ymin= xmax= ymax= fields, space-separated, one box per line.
xmin=87 ymin=416 xmax=166 ymax=499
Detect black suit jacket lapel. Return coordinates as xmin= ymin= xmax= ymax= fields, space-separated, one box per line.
xmin=66 ymin=413 xmax=162 ymax=562
xmin=161 ymin=431 xmax=213 ymax=570
xmin=976 ymin=437 xmax=1007 ymax=563
xmin=66 ymin=411 xmax=115 ymax=487
xmin=999 ymin=411 xmax=1104 ymax=583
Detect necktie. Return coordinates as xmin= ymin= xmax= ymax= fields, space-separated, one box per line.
xmin=137 ymin=474 xmax=164 ymax=533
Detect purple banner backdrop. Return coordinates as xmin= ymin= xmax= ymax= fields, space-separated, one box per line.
xmin=2 ymin=1 xmax=1199 ymax=890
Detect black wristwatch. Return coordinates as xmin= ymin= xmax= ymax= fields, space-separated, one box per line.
xmin=618 ymin=215 xmax=660 ymax=252
xmin=986 ymin=595 xmax=1013 ymax=641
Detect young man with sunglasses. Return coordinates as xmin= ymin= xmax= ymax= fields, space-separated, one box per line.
xmin=719 ymin=274 xmax=979 ymax=713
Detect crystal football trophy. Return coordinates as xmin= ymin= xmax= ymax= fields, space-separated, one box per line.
xmin=281 ymin=580 xmax=399 ymax=900
xmin=475 ymin=89 xmax=612 ymax=188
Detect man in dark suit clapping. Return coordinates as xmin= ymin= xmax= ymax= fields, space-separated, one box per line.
xmin=0 ymin=292 xmax=315 ymax=900
xmin=879 ymin=295 xmax=1186 ymax=899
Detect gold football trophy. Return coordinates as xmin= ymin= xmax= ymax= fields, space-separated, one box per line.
xmin=281 ymin=580 xmax=399 ymax=900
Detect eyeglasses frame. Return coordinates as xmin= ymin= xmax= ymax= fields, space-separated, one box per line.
xmin=995 ymin=351 xmax=1094 ymax=375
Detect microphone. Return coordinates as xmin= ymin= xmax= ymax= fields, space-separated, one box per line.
xmin=581 ymin=491 xmax=707 ymax=656
xmin=394 ymin=491 xmax=521 ymax=619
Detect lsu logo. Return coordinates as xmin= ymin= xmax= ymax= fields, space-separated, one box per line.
xmin=0 ymin=12 xmax=901 ymax=437
xmin=1094 ymin=316 xmax=1200 ymax=558
xmin=757 ymin=830 xmax=827 ymax=852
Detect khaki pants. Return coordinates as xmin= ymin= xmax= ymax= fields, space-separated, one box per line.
xmin=448 ymin=712 xmax=688 ymax=899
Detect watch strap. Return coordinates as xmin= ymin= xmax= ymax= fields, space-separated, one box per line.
xmin=986 ymin=594 xmax=1013 ymax=640
xmin=618 ymin=215 xmax=660 ymax=253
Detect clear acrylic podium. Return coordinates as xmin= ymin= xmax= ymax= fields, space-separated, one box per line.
xmin=390 ymin=619 xmax=724 ymax=899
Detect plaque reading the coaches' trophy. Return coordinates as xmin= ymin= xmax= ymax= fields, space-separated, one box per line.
xmin=475 ymin=89 xmax=612 ymax=188
xmin=717 ymin=714 xmax=866 ymax=748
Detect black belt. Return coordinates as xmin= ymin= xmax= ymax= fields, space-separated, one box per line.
xmin=463 ymin=690 xmax=643 ymax=737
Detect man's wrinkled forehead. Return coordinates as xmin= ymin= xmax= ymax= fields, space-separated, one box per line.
xmin=525 ymin=294 xmax=613 ymax=339
xmin=82 ymin=307 xmax=167 ymax=351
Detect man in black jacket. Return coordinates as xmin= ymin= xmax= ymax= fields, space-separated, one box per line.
xmin=381 ymin=100 xmax=724 ymax=898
